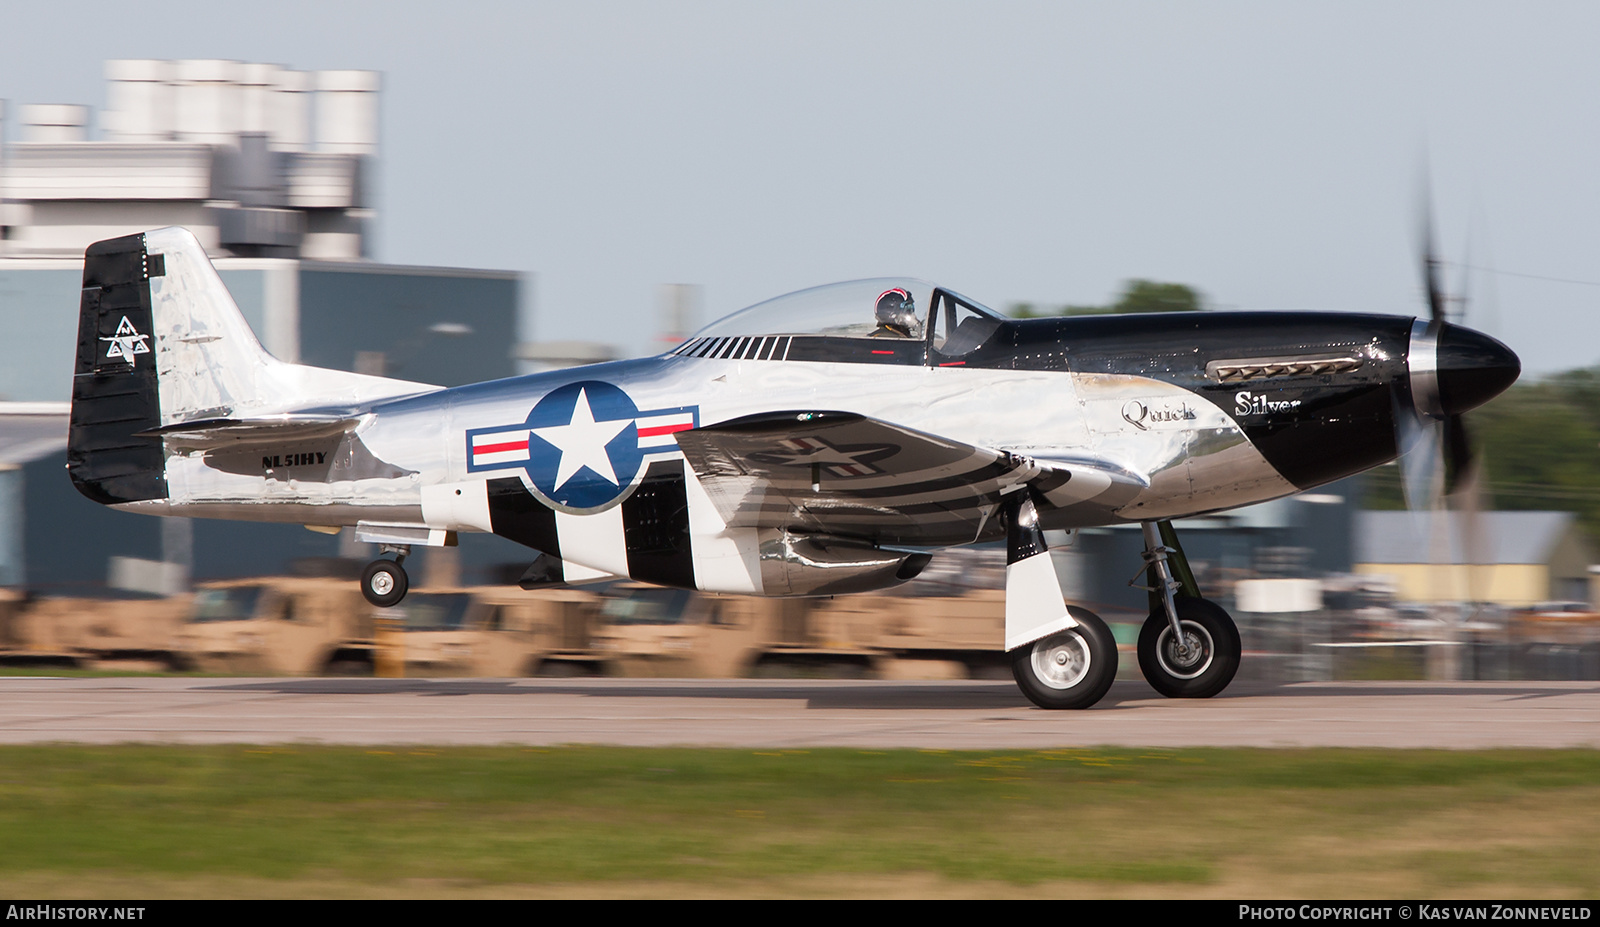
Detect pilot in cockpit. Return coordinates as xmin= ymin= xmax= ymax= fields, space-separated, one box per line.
xmin=871 ymin=288 xmax=919 ymax=338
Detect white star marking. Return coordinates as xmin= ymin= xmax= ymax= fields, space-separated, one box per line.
xmin=101 ymin=316 xmax=151 ymax=366
xmin=530 ymin=388 xmax=633 ymax=491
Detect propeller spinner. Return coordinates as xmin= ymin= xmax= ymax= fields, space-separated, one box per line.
xmin=1401 ymin=215 xmax=1520 ymax=501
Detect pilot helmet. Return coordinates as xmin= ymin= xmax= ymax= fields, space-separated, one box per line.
xmin=875 ymin=288 xmax=918 ymax=336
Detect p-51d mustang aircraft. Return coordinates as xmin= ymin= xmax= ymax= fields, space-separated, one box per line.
xmin=67 ymin=228 xmax=1519 ymax=708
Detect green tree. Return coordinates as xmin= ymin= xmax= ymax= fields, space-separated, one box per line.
xmin=1109 ymin=279 xmax=1203 ymax=314
xmin=1007 ymin=280 xmax=1205 ymax=318
xmin=1366 ymin=374 xmax=1600 ymax=540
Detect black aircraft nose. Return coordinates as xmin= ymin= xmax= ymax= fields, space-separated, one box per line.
xmin=1435 ymin=323 xmax=1520 ymax=416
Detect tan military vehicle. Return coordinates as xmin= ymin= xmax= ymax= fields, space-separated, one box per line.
xmin=592 ymin=582 xmax=888 ymax=678
xmin=0 ymin=588 xmax=24 ymax=653
xmin=8 ymin=592 xmax=189 ymax=669
xmin=176 ymin=577 xmax=371 ymax=674
xmin=589 ymin=584 xmax=746 ymax=677
xmin=376 ymin=586 xmax=604 ymax=677
xmin=810 ymin=546 xmax=1011 ymax=679
xmin=816 ymin=588 xmax=1009 ymax=679
xmin=590 ymin=548 xmax=1011 ymax=679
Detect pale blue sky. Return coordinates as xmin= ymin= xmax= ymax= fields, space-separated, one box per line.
xmin=3 ymin=1 xmax=1596 ymax=373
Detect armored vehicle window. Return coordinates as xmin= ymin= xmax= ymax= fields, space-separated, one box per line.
xmin=394 ymin=593 xmax=474 ymax=631
xmin=189 ymin=586 xmax=264 ymax=623
xmin=599 ymin=587 xmax=694 ymax=625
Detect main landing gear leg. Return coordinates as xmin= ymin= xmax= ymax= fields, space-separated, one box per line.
xmin=1004 ymin=491 xmax=1116 ymax=710
xmin=361 ymin=545 xmax=411 ymax=608
xmin=1134 ymin=520 xmax=1240 ymax=698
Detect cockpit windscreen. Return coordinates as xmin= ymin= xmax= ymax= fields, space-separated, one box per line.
xmin=692 ymin=278 xmax=941 ymax=341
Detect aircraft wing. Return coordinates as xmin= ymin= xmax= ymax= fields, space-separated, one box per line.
xmin=675 ymin=411 xmax=1120 ymax=544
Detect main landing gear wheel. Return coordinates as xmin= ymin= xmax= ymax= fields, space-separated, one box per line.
xmin=1137 ymin=597 xmax=1240 ymax=699
xmin=1010 ymin=607 xmax=1118 ymax=710
xmin=361 ymin=558 xmax=409 ymax=608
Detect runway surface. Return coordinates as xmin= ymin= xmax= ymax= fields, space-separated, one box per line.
xmin=1 ymin=677 xmax=1597 ymax=748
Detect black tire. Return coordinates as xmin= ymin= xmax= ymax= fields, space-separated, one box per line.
xmin=1137 ymin=597 xmax=1241 ymax=698
xmin=361 ymin=559 xmax=409 ymax=608
xmin=1009 ymin=607 xmax=1118 ymax=710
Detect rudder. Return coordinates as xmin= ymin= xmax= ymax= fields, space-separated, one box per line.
xmin=68 ymin=233 xmax=167 ymax=504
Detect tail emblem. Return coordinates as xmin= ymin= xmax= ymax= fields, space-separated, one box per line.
xmin=101 ymin=316 xmax=151 ymax=366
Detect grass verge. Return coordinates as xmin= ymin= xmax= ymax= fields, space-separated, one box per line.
xmin=0 ymin=745 xmax=1595 ymax=898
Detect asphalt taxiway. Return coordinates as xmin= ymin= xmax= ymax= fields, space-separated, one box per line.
xmin=0 ymin=677 xmax=1596 ymax=748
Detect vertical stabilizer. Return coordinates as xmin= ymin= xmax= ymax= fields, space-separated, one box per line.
xmin=143 ymin=226 xmax=282 ymax=423
xmin=68 ymin=227 xmax=438 ymax=507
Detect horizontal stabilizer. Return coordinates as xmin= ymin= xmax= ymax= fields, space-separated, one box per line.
xmin=135 ymin=414 xmax=359 ymax=449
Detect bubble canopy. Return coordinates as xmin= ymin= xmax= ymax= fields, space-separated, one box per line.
xmin=692 ymin=278 xmax=1002 ymax=341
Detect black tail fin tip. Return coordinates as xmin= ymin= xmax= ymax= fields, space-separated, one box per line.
xmin=68 ymin=232 xmax=168 ymax=505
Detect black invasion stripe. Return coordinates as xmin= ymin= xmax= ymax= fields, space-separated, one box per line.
xmin=716 ymin=338 xmax=739 ymax=360
xmin=697 ymin=338 xmax=720 ymax=358
xmin=621 ymin=459 xmax=696 ymax=590
xmin=485 ymin=477 xmax=562 ymax=577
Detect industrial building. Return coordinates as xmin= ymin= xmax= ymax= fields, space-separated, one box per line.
xmin=1354 ymin=510 xmax=1596 ymax=607
xmin=2 ymin=59 xmax=376 ymax=261
xmin=0 ymin=60 xmax=523 ymax=592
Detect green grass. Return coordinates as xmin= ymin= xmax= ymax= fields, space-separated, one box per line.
xmin=0 ymin=667 xmax=216 ymax=678
xmin=0 ymin=746 xmax=1596 ymax=897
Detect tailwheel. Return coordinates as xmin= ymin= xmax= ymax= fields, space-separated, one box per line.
xmin=1010 ymin=606 xmax=1117 ymax=710
xmin=361 ymin=558 xmax=409 ymax=608
xmin=1137 ymin=597 xmax=1240 ymax=698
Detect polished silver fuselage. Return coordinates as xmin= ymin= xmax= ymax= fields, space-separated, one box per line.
xmin=139 ymin=351 xmax=1293 ymax=534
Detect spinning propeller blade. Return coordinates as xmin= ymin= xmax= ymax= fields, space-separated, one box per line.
xmin=1403 ymin=194 xmax=1485 ymax=502
xmin=1400 ymin=185 xmax=1514 ymax=618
